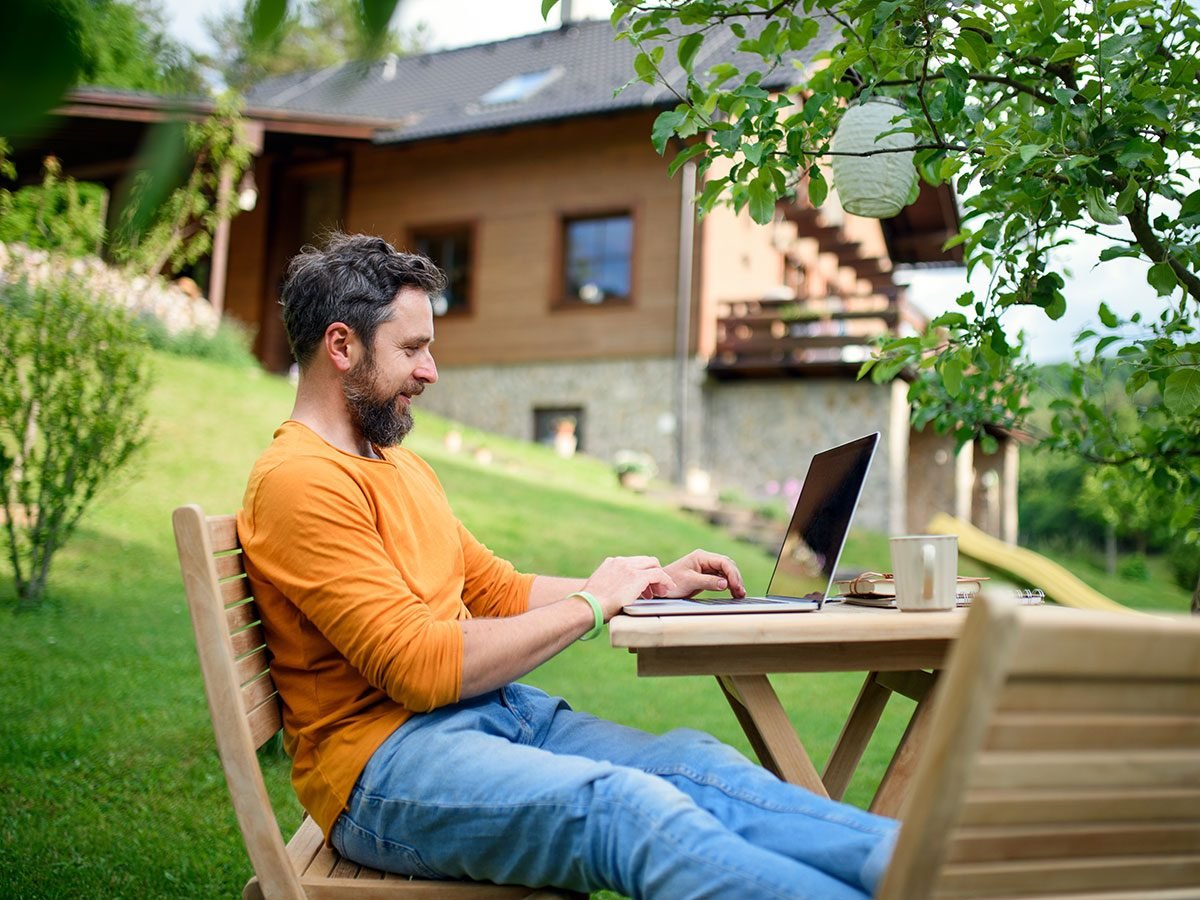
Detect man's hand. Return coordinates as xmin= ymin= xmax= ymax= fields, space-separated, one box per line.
xmin=659 ymin=550 xmax=746 ymax=599
xmin=582 ymin=556 xmax=676 ymax=618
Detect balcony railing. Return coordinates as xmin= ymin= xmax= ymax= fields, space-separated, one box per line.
xmin=708 ymin=296 xmax=903 ymax=378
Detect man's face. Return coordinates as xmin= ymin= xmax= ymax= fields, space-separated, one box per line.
xmin=343 ymin=287 xmax=438 ymax=448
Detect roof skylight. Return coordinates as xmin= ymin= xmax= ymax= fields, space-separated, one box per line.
xmin=479 ymin=67 xmax=562 ymax=106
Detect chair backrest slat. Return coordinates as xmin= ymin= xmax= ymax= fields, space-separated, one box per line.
xmin=985 ymin=710 xmax=1200 ymax=751
xmin=227 ymin=598 xmax=260 ymax=634
xmin=879 ymin=596 xmax=1200 ymax=900
xmin=230 ymin=621 xmax=267 ymax=658
xmin=173 ymin=504 xmax=305 ymax=900
xmin=221 ymin=574 xmax=254 ymax=605
xmin=213 ymin=551 xmax=246 ymax=580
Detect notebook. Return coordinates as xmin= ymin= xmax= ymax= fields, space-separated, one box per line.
xmin=623 ymin=432 xmax=879 ymax=616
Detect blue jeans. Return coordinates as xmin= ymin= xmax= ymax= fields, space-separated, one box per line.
xmin=331 ymin=683 xmax=897 ymax=899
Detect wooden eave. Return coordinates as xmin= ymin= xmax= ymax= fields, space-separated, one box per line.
xmin=881 ymin=181 xmax=964 ymax=267
xmin=57 ymin=89 xmax=395 ymax=139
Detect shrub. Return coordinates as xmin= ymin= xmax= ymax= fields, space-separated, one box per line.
xmin=0 ymin=276 xmax=151 ymax=609
xmin=140 ymin=315 xmax=257 ymax=367
xmin=0 ymin=156 xmax=106 ymax=257
xmin=1167 ymin=541 xmax=1200 ymax=594
xmin=1116 ymin=554 xmax=1150 ymax=582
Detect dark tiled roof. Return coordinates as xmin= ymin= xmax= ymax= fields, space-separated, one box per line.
xmin=244 ymin=17 xmax=835 ymax=145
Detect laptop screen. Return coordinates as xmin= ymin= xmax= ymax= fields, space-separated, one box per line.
xmin=763 ymin=433 xmax=879 ymax=603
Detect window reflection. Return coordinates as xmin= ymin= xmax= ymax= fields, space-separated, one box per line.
xmin=563 ymin=214 xmax=632 ymax=305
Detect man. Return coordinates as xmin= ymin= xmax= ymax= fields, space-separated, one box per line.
xmin=238 ymin=233 xmax=896 ymax=899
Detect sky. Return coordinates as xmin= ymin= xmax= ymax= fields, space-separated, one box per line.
xmin=160 ymin=0 xmax=1169 ymax=363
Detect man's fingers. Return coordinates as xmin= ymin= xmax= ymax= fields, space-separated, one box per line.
xmin=646 ymin=569 xmax=677 ymax=596
xmin=689 ymin=573 xmax=731 ymax=594
xmin=687 ymin=550 xmax=746 ymax=596
xmin=624 ymin=555 xmax=662 ymax=569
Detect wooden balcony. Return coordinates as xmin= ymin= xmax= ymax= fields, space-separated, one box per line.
xmin=707 ymin=296 xmax=903 ymax=379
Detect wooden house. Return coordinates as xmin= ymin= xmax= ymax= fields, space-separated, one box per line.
xmin=10 ymin=17 xmax=1017 ymax=541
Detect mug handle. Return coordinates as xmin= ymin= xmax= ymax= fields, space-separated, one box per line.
xmin=921 ymin=543 xmax=935 ymax=603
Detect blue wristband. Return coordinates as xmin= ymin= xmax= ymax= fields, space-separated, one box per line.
xmin=567 ymin=591 xmax=605 ymax=641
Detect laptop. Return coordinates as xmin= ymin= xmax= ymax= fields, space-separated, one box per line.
xmin=623 ymin=432 xmax=879 ymax=615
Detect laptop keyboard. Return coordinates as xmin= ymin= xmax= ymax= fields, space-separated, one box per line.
xmin=688 ymin=596 xmax=797 ymax=605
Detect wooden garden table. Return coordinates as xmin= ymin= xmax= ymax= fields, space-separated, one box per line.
xmin=608 ymin=602 xmax=968 ymax=816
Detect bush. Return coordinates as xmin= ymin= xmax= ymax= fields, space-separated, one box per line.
xmin=1168 ymin=541 xmax=1200 ymax=594
xmin=0 ymin=156 xmax=106 ymax=257
xmin=0 ymin=276 xmax=151 ymax=609
xmin=140 ymin=315 xmax=257 ymax=367
xmin=1116 ymin=554 xmax=1150 ymax=582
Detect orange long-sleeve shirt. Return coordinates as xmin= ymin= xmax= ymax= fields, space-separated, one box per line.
xmin=237 ymin=421 xmax=534 ymax=839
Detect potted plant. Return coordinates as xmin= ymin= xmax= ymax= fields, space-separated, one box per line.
xmin=613 ymin=450 xmax=657 ymax=491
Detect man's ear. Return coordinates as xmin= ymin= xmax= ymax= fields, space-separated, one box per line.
xmin=324 ymin=322 xmax=355 ymax=373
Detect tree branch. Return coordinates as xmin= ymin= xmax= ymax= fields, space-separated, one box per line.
xmin=1126 ymin=198 xmax=1200 ymax=304
xmin=875 ymin=72 xmax=1057 ymax=106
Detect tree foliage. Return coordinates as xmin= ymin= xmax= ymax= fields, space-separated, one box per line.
xmin=0 ymin=276 xmax=151 ymax=610
xmin=109 ymin=94 xmax=255 ymax=278
xmin=204 ymin=0 xmax=425 ymax=91
xmin=70 ymin=0 xmax=204 ymax=95
xmin=577 ymin=0 xmax=1200 ymax=607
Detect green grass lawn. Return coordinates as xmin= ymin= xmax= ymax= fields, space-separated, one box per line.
xmin=0 ymin=353 xmax=1190 ymax=897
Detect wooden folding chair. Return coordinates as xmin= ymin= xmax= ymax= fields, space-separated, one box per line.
xmin=173 ymin=504 xmax=581 ymax=900
xmin=878 ymin=594 xmax=1200 ymax=899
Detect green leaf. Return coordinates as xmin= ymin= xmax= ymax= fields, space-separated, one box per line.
xmin=941 ymin=356 xmax=964 ymax=397
xmin=1147 ymin=262 xmax=1177 ymax=297
xmin=1181 ymin=189 xmax=1200 ymax=219
xmin=1098 ymin=302 xmax=1119 ymax=328
xmin=541 ymin=0 xmax=560 ymax=18
xmin=955 ymin=31 xmax=990 ymax=70
xmin=1017 ymin=144 xmax=1043 ymax=166
xmin=1049 ymin=39 xmax=1087 ymax=62
xmin=1115 ymin=178 xmax=1139 ymax=216
xmin=747 ymin=175 xmax=775 ymax=225
xmin=1084 ymin=187 xmax=1120 ymax=226
xmin=250 ymin=0 xmax=287 ymax=45
xmin=1170 ymin=503 xmax=1195 ymax=530
xmin=651 ymin=109 xmax=686 ymax=155
xmin=361 ymin=0 xmax=401 ymax=38
xmin=931 ymin=312 xmax=969 ymax=329
xmin=708 ymin=62 xmax=739 ymax=86
xmin=666 ymin=142 xmax=708 ymax=177
xmin=1163 ymin=368 xmax=1200 ymax=415
xmin=0 ymin=0 xmax=84 ymax=137
xmin=1098 ymin=245 xmax=1138 ymax=262
xmin=633 ymin=51 xmax=656 ymax=83
xmin=1045 ymin=293 xmax=1066 ymax=320
xmin=806 ymin=170 xmax=828 ymax=207
xmin=677 ymin=32 xmax=704 ymax=72
xmin=939 ymin=156 xmax=963 ymax=181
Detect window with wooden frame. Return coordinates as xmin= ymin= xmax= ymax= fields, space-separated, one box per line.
xmin=560 ymin=212 xmax=633 ymax=307
xmin=411 ymin=225 xmax=473 ymax=316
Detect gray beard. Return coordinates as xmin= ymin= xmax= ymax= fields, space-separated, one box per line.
xmin=343 ymin=364 xmax=416 ymax=448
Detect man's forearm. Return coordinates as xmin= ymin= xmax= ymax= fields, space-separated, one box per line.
xmin=459 ymin=593 xmax=595 ymax=698
xmin=527 ymin=574 xmax=586 ymax=609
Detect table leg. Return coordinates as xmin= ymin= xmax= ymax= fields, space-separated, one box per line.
xmin=716 ymin=674 xmax=829 ymax=797
xmin=869 ymin=674 xmax=939 ymax=818
xmin=822 ymin=672 xmax=891 ymax=802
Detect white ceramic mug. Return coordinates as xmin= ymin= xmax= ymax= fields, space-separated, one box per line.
xmin=889 ymin=534 xmax=958 ymax=612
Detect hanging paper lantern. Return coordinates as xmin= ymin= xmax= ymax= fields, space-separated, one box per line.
xmin=829 ymin=97 xmax=918 ymax=218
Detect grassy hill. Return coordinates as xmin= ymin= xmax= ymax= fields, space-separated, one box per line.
xmin=0 ymin=352 xmax=1189 ymax=897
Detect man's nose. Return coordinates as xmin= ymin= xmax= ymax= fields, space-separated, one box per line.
xmin=416 ymin=350 xmax=438 ymax=384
